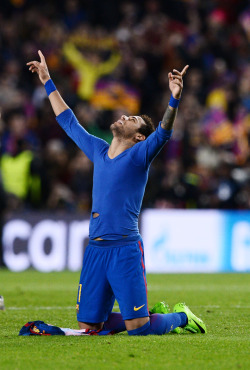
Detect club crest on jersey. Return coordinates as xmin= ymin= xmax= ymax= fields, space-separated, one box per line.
xmin=32 ymin=326 xmax=40 ymax=334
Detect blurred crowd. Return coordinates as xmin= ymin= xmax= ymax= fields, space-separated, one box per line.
xmin=0 ymin=0 xmax=249 ymax=216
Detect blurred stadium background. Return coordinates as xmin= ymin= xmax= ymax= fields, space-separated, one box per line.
xmin=0 ymin=0 xmax=249 ymax=274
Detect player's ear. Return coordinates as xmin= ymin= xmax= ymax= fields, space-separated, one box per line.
xmin=134 ymin=133 xmax=146 ymax=143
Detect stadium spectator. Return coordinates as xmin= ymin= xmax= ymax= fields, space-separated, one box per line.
xmin=0 ymin=171 xmax=6 ymax=267
xmin=0 ymin=109 xmax=43 ymax=208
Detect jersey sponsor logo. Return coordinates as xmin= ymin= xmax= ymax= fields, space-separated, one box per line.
xmin=134 ymin=304 xmax=145 ymax=311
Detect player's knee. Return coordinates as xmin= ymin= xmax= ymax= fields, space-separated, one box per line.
xmin=78 ymin=321 xmax=104 ymax=330
xmin=125 ymin=316 xmax=149 ymax=331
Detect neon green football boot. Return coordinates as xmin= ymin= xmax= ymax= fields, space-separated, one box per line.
xmin=173 ymin=303 xmax=207 ymax=334
xmin=151 ymin=302 xmax=181 ymax=334
xmin=151 ymin=301 xmax=170 ymax=314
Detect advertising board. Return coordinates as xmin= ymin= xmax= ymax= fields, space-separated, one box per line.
xmin=2 ymin=210 xmax=250 ymax=272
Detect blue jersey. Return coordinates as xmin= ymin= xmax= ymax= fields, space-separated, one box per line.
xmin=56 ymin=109 xmax=172 ymax=240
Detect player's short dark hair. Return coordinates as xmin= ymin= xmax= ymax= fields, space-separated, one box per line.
xmin=138 ymin=115 xmax=155 ymax=138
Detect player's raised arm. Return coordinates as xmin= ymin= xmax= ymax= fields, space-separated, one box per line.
xmin=27 ymin=51 xmax=108 ymax=162
xmin=27 ymin=50 xmax=69 ymax=116
xmin=161 ymin=65 xmax=189 ymax=131
xmin=130 ymin=65 xmax=189 ymax=168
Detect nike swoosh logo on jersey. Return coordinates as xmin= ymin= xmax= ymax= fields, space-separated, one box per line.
xmin=134 ymin=304 xmax=145 ymax=311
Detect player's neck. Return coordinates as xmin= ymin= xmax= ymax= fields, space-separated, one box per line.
xmin=108 ymin=137 xmax=135 ymax=159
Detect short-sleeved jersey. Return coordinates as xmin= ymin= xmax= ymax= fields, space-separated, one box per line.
xmin=56 ymin=109 xmax=172 ymax=240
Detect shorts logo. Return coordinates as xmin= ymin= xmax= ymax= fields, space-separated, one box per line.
xmin=134 ymin=304 xmax=145 ymax=311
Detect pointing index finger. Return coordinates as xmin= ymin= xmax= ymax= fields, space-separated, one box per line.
xmin=38 ymin=50 xmax=45 ymax=63
xmin=181 ymin=65 xmax=189 ymax=76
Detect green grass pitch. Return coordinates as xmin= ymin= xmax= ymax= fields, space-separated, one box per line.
xmin=0 ymin=270 xmax=249 ymax=370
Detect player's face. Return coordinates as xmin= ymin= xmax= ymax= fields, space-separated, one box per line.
xmin=111 ymin=115 xmax=145 ymax=139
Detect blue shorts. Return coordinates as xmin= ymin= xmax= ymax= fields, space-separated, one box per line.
xmin=76 ymin=237 xmax=149 ymax=323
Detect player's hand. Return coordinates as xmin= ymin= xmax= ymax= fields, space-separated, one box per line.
xmin=26 ymin=50 xmax=51 ymax=85
xmin=168 ymin=65 xmax=189 ymax=99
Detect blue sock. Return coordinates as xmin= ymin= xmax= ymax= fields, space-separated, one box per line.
xmin=128 ymin=313 xmax=187 ymax=336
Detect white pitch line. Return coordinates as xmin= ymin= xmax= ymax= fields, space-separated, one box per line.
xmin=192 ymin=305 xmax=250 ymax=309
xmin=7 ymin=305 xmax=120 ymax=311
xmin=6 ymin=305 xmax=250 ymax=310
xmin=8 ymin=306 xmax=74 ymax=310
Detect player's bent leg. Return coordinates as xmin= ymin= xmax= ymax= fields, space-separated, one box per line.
xmin=78 ymin=321 xmax=104 ymax=330
xmin=76 ymin=244 xmax=116 ymax=328
xmin=108 ymin=239 xmax=150 ymax=325
xmin=107 ymin=239 xmax=188 ymax=336
xmin=127 ymin=313 xmax=188 ymax=336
